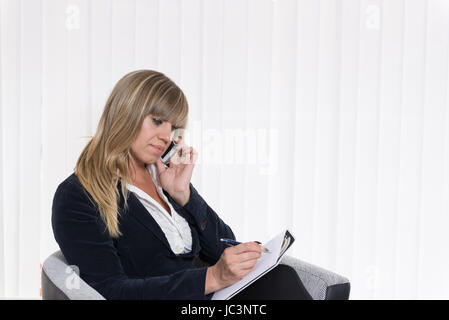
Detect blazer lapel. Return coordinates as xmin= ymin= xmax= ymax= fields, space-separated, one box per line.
xmin=120 ymin=181 xmax=200 ymax=258
xmin=126 ymin=192 xmax=174 ymax=253
xmin=162 ymin=189 xmax=200 ymax=257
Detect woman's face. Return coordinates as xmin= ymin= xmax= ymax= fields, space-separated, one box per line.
xmin=130 ymin=115 xmax=175 ymax=167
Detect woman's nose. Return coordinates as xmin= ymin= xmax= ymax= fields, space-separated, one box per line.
xmin=158 ymin=123 xmax=172 ymax=143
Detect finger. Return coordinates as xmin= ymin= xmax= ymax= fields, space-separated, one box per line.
xmin=169 ymin=145 xmax=184 ymax=165
xmin=170 ymin=148 xmax=194 ymax=167
xmin=232 ymin=242 xmax=264 ymax=254
xmin=229 ymin=243 xmax=257 ymax=255
xmin=192 ymin=148 xmax=198 ymax=164
xmin=179 ymin=146 xmax=193 ymax=164
xmin=236 ymin=259 xmax=259 ymax=271
xmin=173 ymin=135 xmax=183 ymax=144
xmin=171 ymin=128 xmax=185 ymax=144
xmin=168 ymin=155 xmax=179 ymax=166
xmin=181 ymin=147 xmax=191 ymax=164
xmin=155 ymin=157 xmax=167 ymax=173
xmin=236 ymin=251 xmax=262 ymax=263
xmin=188 ymin=150 xmax=198 ymax=166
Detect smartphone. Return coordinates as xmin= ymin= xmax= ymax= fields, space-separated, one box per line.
xmin=160 ymin=140 xmax=179 ymax=167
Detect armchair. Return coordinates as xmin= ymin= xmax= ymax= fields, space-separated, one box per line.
xmin=41 ymin=250 xmax=350 ymax=300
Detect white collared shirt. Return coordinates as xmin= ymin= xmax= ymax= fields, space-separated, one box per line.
xmin=126 ymin=164 xmax=192 ymax=255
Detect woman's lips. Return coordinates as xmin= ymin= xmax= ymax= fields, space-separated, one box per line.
xmin=150 ymin=144 xmax=165 ymax=154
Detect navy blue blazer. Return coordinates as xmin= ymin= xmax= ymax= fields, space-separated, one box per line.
xmin=51 ymin=173 xmax=235 ymax=300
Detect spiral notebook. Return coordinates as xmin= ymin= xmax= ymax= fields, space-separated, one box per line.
xmin=211 ymin=229 xmax=295 ymax=300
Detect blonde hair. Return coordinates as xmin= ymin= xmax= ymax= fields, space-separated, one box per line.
xmin=75 ymin=70 xmax=188 ymax=238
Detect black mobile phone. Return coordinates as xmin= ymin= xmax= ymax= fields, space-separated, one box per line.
xmin=160 ymin=140 xmax=178 ymax=166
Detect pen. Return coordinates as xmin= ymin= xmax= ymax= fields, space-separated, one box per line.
xmin=220 ymin=238 xmax=270 ymax=253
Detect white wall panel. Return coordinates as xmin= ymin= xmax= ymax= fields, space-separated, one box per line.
xmin=179 ymin=0 xmax=202 ymax=189
xmin=267 ymin=0 xmax=296 ymax=239
xmin=335 ymin=0 xmax=359 ymax=288
xmin=293 ymin=0 xmax=320 ymax=262
xmin=312 ymin=0 xmax=340 ymax=271
xmin=417 ymin=0 xmax=449 ymax=299
xmin=19 ymin=0 xmax=42 ymax=298
xmin=217 ymin=0 xmax=249 ymax=239
xmin=41 ymin=1 xmax=69 ymax=294
xmin=444 ymin=30 xmax=449 ymax=297
xmin=375 ymin=0 xmax=404 ymax=300
xmin=1 ymin=0 xmax=21 ymax=298
xmin=111 ymin=0 xmax=136 ymax=84
xmin=67 ymin=0 xmax=90 ymax=175
xmin=244 ymin=0 xmax=272 ymax=243
xmin=395 ymin=0 xmax=427 ymax=299
xmin=90 ymin=0 xmax=112 ymax=134
xmin=352 ymin=0 xmax=382 ymax=300
xmin=0 ymin=0 xmax=4 ymax=298
xmin=199 ymin=0 xmax=223 ymax=216
xmin=1 ymin=0 xmax=449 ymax=299
xmin=135 ymin=0 xmax=158 ymax=71
xmin=158 ymin=0 xmax=182 ymax=84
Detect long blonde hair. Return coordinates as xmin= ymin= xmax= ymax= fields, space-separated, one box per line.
xmin=75 ymin=70 xmax=188 ymax=238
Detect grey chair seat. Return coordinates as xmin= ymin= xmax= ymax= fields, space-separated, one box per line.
xmin=41 ymin=250 xmax=350 ymax=300
xmin=41 ymin=250 xmax=105 ymax=300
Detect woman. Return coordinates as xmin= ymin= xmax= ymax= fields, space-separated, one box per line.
xmin=52 ymin=70 xmax=311 ymax=300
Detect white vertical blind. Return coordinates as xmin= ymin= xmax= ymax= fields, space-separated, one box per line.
xmin=395 ymin=0 xmax=427 ymax=299
xmin=1 ymin=0 xmax=449 ymax=299
xmin=198 ymin=0 xmax=223 ymax=220
xmin=19 ymin=0 xmax=42 ymax=298
xmin=243 ymin=0 xmax=272 ymax=245
xmin=418 ymin=0 xmax=449 ymax=299
xmin=91 ymin=0 xmax=112 ymax=131
xmin=40 ymin=0 xmax=66 ymax=300
xmin=2 ymin=0 xmax=21 ymax=298
xmin=375 ymin=0 xmax=403 ymax=299
xmin=0 ymin=0 xmax=3 ymax=298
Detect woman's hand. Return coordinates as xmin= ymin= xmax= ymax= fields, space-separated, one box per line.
xmin=155 ymin=139 xmax=198 ymax=206
xmin=205 ymin=242 xmax=263 ymax=294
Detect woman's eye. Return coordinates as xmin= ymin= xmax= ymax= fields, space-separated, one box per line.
xmin=152 ymin=117 xmax=178 ymax=131
xmin=152 ymin=118 xmax=163 ymax=126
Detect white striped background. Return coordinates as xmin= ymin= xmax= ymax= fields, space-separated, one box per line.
xmin=1 ymin=0 xmax=449 ymax=299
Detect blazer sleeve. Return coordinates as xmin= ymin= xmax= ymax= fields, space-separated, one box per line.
xmin=165 ymin=184 xmax=236 ymax=265
xmin=51 ymin=178 xmax=209 ymax=300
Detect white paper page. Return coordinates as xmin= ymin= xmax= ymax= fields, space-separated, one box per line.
xmin=212 ymin=230 xmax=287 ymax=300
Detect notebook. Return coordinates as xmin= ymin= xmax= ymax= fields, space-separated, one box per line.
xmin=211 ymin=229 xmax=295 ymax=300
